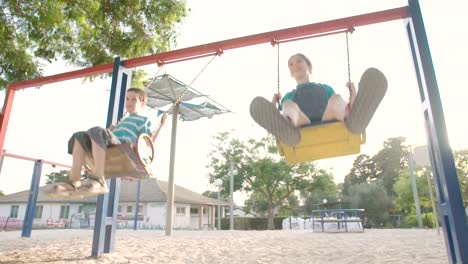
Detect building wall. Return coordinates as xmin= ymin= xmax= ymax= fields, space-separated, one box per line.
xmin=0 ymin=202 xmax=215 ymax=230
xmin=0 ymin=203 xmax=82 ymax=227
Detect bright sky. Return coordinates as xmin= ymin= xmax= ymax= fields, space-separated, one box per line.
xmin=0 ymin=1 xmax=466 ymax=206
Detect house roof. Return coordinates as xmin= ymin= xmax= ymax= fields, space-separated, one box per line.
xmin=0 ymin=178 xmax=229 ymax=206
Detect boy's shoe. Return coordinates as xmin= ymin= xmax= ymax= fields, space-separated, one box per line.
xmin=79 ymin=175 xmax=109 ymax=196
xmin=250 ymin=96 xmax=301 ymax=146
xmin=345 ymin=68 xmax=388 ymax=134
xmin=45 ymin=182 xmax=85 ymax=199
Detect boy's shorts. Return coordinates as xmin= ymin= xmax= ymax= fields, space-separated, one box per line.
xmin=293 ymin=84 xmax=329 ymax=122
xmin=68 ymin=126 xmax=121 ymax=154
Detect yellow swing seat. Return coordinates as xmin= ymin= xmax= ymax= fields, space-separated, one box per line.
xmin=84 ymin=134 xmax=155 ymax=179
xmin=277 ymin=121 xmax=365 ymax=164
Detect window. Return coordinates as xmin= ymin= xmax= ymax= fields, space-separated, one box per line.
xmin=59 ymin=205 xmax=70 ymax=219
xmin=78 ymin=205 xmax=83 ymax=213
xmin=138 ymin=205 xmax=143 ymax=215
xmin=190 ymin=208 xmax=198 ymax=214
xmin=127 ymin=206 xmax=133 ymax=213
xmin=176 ymin=207 xmax=186 ymax=215
xmin=118 ymin=205 xmax=122 ymax=213
xmin=9 ymin=205 xmax=19 ymax=218
xmin=34 ymin=205 xmax=43 ymax=219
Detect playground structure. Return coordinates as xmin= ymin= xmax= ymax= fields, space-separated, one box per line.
xmin=0 ymin=151 xmax=72 ymax=237
xmin=0 ymin=1 xmax=466 ymax=263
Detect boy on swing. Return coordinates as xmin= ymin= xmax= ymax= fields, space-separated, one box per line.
xmin=49 ymin=88 xmax=167 ymax=197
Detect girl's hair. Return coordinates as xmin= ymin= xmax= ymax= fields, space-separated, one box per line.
xmin=127 ymin=87 xmax=147 ymax=101
xmin=290 ymin=53 xmax=312 ymax=73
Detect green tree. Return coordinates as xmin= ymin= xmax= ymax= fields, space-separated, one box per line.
xmin=454 ymin=149 xmax=468 ymax=203
xmin=207 ymin=132 xmax=319 ymax=229
xmin=1 ymin=0 xmax=188 ymax=89
xmin=45 ymin=170 xmax=87 ymax=184
xmin=244 ymin=192 xmax=271 ymax=217
xmin=342 ymin=154 xmax=375 ymax=195
xmin=0 ymin=190 xmax=4 ymax=196
xmin=348 ymin=180 xmax=393 ymax=227
xmin=201 ymin=190 xmax=219 ymax=200
xmin=393 ymin=168 xmax=436 ymax=227
xmin=372 ymin=137 xmax=409 ymax=197
xmin=302 ymin=171 xmax=338 ymax=214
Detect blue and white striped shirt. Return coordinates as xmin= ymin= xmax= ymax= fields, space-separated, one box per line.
xmin=112 ymin=114 xmax=152 ymax=144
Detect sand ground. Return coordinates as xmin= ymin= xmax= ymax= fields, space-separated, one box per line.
xmin=0 ymin=228 xmax=448 ymax=264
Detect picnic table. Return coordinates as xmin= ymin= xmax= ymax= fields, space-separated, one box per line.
xmin=310 ymin=209 xmax=365 ymax=232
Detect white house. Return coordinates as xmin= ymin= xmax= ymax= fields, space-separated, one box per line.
xmin=0 ymin=178 xmax=229 ymax=230
xmin=226 ymin=207 xmax=256 ymax=218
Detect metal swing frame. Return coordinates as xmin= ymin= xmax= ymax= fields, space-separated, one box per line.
xmin=1 ymin=1 xmax=466 ymax=263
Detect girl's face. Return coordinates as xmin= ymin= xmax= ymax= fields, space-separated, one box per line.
xmin=125 ymin=91 xmax=146 ymax=114
xmin=288 ymin=55 xmax=311 ymax=80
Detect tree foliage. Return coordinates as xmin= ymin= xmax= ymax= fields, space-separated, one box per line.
xmin=1 ymin=0 xmax=188 ymax=89
xmin=45 ymin=169 xmax=87 ymax=184
xmin=201 ymin=190 xmax=220 ymax=200
xmin=343 ymin=137 xmax=408 ymax=198
xmin=342 ymin=154 xmax=375 ymax=195
xmin=454 ymin=149 xmax=468 ymax=203
xmin=372 ymin=137 xmax=409 ymax=197
xmin=393 ymin=168 xmax=434 ymax=214
xmin=302 ymin=171 xmax=338 ymax=214
xmin=348 ymin=180 xmax=393 ymax=227
xmin=207 ymin=132 xmax=320 ymax=229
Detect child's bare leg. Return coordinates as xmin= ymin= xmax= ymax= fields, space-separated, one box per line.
xmin=282 ymin=100 xmax=311 ymax=127
xmin=90 ymin=140 xmax=106 ymax=179
xmin=70 ymin=139 xmax=85 ymax=188
xmin=81 ymin=139 xmax=109 ymax=193
xmin=322 ymin=94 xmax=348 ymax=121
xmin=345 ymin=82 xmax=357 ymax=116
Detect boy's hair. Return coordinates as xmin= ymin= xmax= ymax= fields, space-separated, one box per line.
xmin=127 ymin=87 xmax=147 ymax=102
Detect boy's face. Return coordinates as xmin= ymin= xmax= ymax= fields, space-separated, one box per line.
xmin=288 ymin=55 xmax=311 ymax=79
xmin=125 ymin=91 xmax=146 ymax=114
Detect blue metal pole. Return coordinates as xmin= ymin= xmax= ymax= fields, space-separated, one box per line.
xmin=92 ymin=57 xmax=125 ymax=258
xmin=21 ymin=160 xmax=43 ymax=237
xmin=407 ymin=1 xmax=468 ymax=263
xmin=134 ymin=180 xmax=141 ymax=230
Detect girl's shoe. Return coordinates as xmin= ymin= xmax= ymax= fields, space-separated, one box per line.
xmin=250 ymin=96 xmax=301 ymax=146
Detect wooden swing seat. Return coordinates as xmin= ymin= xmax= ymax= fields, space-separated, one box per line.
xmin=277 ymin=121 xmax=365 ymax=164
xmin=84 ymin=134 xmax=155 ymax=179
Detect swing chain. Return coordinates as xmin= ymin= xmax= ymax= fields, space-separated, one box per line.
xmin=170 ymin=50 xmax=221 ymax=110
xmin=143 ymin=63 xmax=164 ymax=91
xmin=277 ymin=41 xmax=280 ymax=94
xmin=189 ymin=50 xmax=220 ymax=86
xmin=346 ymin=27 xmax=355 ymax=83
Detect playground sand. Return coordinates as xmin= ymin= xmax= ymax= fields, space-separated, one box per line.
xmin=0 ymin=229 xmax=447 ymax=264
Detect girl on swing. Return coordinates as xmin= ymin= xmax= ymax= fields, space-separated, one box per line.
xmin=250 ymin=53 xmax=387 ymax=146
xmin=49 ymin=88 xmax=167 ymax=197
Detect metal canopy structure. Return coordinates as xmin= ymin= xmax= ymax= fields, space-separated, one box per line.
xmin=143 ymin=73 xmax=230 ymax=236
xmin=144 ymin=74 xmax=230 ymax=121
xmin=0 ymin=1 xmax=466 ymax=263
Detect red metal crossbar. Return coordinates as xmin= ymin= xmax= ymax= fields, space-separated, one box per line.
xmin=6 ymin=7 xmax=408 ymax=91
xmin=2 ymin=151 xmax=72 ymax=168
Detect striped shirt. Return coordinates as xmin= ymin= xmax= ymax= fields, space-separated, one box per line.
xmin=112 ymin=114 xmax=152 ymax=144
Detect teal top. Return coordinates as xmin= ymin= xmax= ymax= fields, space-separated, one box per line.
xmin=112 ymin=114 xmax=152 ymax=144
xmin=279 ymin=82 xmax=335 ymax=110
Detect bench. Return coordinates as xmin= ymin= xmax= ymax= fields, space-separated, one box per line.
xmin=310 ymin=209 xmax=365 ymax=232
